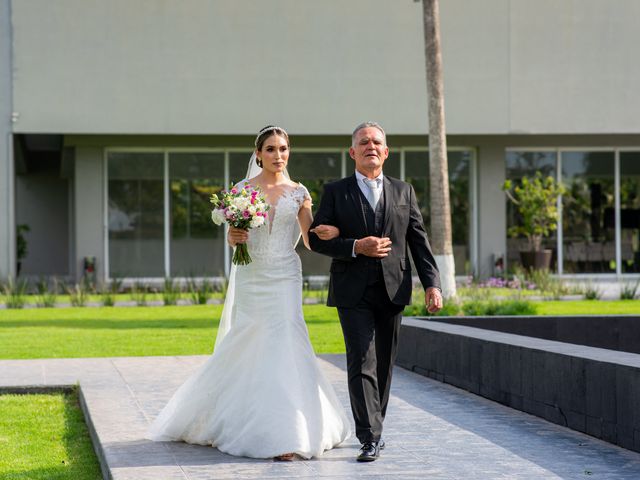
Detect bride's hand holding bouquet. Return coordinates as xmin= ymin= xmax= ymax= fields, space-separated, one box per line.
xmin=210 ymin=181 xmax=270 ymax=265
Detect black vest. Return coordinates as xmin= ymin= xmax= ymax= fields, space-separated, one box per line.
xmin=357 ymin=184 xmax=385 ymax=283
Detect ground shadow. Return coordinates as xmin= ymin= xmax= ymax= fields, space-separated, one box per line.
xmin=390 ymin=365 xmax=640 ymax=479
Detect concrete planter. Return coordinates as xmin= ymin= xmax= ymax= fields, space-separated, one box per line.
xmin=398 ymin=318 xmax=640 ymax=454
xmin=430 ymin=315 xmax=640 ymax=354
xmin=520 ymin=249 xmax=552 ymax=270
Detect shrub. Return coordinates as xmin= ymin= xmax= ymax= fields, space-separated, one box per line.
xmin=100 ymin=282 xmax=116 ymax=307
xmin=188 ymin=278 xmax=213 ymax=305
xmin=101 ymin=278 xmax=122 ymax=306
xmin=36 ymin=277 xmax=57 ymax=308
xmin=583 ymin=283 xmax=602 ymax=300
xmin=403 ymin=302 xmax=425 ymax=317
xmin=433 ymin=301 xmax=462 ymax=316
xmin=67 ymin=281 xmax=89 ymax=307
xmin=131 ymin=282 xmax=147 ymax=306
xmin=2 ymin=278 xmax=28 ymax=309
xmin=163 ymin=277 xmax=180 ymax=306
xmin=462 ymin=300 xmax=489 ymax=316
xmin=493 ymin=299 xmax=537 ymax=316
xmin=461 ymin=299 xmax=537 ymax=316
xmin=404 ymin=300 xmax=462 ymax=317
xmin=526 ymin=268 xmax=569 ymax=299
xmin=620 ymin=281 xmax=639 ymax=300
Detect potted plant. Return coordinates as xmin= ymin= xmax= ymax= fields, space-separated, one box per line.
xmin=502 ymin=172 xmax=565 ymax=270
xmin=16 ymin=224 xmax=30 ymax=276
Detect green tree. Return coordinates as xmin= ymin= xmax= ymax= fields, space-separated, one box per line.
xmin=503 ymin=172 xmax=565 ymax=251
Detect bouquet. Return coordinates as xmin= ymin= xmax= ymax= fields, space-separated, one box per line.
xmin=210 ymin=181 xmax=270 ymax=265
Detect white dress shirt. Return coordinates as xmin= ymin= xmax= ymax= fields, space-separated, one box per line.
xmin=352 ymin=170 xmax=384 ymax=256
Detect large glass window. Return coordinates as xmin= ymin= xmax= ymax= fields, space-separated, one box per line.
xmin=384 ymin=151 xmax=401 ymax=179
xmin=169 ymin=153 xmax=225 ymax=276
xmin=108 ymin=153 xmax=164 ymax=277
xmin=106 ymin=147 xmax=476 ymax=279
xmin=505 ymin=151 xmax=558 ymax=271
xmin=620 ymin=152 xmax=640 ymax=273
xmin=288 ymin=151 xmax=343 ymax=276
xmin=561 ymin=151 xmax=615 ymax=273
xmin=405 ymin=150 xmax=472 ymax=275
xmin=229 ymin=152 xmax=251 ymax=184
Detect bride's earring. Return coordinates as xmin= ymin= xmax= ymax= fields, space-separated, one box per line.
xmin=256 ymin=157 xmax=263 ymax=168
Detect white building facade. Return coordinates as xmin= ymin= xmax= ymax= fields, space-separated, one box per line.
xmin=2 ymin=0 xmax=640 ymax=283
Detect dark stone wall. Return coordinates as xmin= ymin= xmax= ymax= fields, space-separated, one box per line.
xmin=397 ymin=320 xmax=640 ymax=453
xmin=427 ymin=315 xmax=640 ymax=353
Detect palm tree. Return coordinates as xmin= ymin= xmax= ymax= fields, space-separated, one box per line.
xmin=421 ymin=0 xmax=456 ymax=298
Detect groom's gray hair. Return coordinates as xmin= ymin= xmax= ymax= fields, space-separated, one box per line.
xmin=352 ymin=121 xmax=387 ymax=147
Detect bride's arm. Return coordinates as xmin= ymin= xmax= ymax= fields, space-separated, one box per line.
xmin=298 ymin=198 xmax=339 ymax=250
xmin=297 ymin=199 xmax=314 ymax=250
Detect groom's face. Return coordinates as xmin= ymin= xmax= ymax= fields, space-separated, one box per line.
xmin=349 ymin=127 xmax=389 ymax=177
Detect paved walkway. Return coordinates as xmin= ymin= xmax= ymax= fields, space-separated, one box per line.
xmin=2 ymin=354 xmax=640 ymax=479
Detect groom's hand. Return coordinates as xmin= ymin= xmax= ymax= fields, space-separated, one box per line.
xmin=354 ymin=236 xmax=392 ymax=258
xmin=425 ymin=287 xmax=443 ymax=314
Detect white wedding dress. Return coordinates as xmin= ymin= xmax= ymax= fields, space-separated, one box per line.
xmin=146 ymin=183 xmax=351 ymax=459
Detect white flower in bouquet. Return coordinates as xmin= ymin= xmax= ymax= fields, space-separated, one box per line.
xmin=233 ymin=196 xmax=251 ymax=211
xmin=250 ymin=215 xmax=265 ymax=228
xmin=211 ymin=209 xmax=226 ymax=226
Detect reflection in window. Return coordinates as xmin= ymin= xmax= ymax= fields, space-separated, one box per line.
xmin=229 ymin=152 xmax=252 ymax=185
xmin=405 ymin=150 xmax=472 ymax=275
xmin=108 ymin=153 xmax=164 ymax=277
xmin=561 ymin=151 xmax=615 ymax=273
xmin=505 ymin=151 xmax=558 ymax=271
xmin=169 ymin=153 xmax=225 ymax=276
xmin=620 ymin=152 xmax=640 ymax=273
xmin=384 ymin=151 xmax=401 ymax=179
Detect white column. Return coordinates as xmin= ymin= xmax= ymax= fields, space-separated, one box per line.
xmin=476 ymin=141 xmax=507 ymax=278
xmin=74 ymin=147 xmax=105 ymax=282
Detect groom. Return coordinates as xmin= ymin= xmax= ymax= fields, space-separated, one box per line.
xmin=309 ymin=121 xmax=442 ymax=462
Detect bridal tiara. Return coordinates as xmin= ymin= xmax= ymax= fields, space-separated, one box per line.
xmin=255 ymin=126 xmax=288 ymax=146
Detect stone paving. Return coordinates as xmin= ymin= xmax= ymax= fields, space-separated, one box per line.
xmin=2 ymin=354 xmax=640 ymax=479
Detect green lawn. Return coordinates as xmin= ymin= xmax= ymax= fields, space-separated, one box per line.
xmin=0 ymin=392 xmax=101 ymax=480
xmin=0 ymin=305 xmax=345 ymax=360
xmin=534 ymin=300 xmax=640 ymax=315
xmin=1 ymin=300 xmax=639 ymax=360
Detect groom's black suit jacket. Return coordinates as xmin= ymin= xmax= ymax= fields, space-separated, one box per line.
xmin=309 ymin=174 xmax=441 ymax=308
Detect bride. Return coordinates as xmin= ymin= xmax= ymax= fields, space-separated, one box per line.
xmin=146 ymin=125 xmax=351 ymax=460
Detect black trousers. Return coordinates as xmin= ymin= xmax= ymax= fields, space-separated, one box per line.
xmin=338 ymin=278 xmax=404 ymax=443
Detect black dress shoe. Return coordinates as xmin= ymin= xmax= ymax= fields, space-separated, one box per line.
xmin=357 ymin=441 xmax=380 ymax=462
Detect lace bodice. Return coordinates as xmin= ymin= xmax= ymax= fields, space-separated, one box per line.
xmin=246 ymin=183 xmax=311 ymax=260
